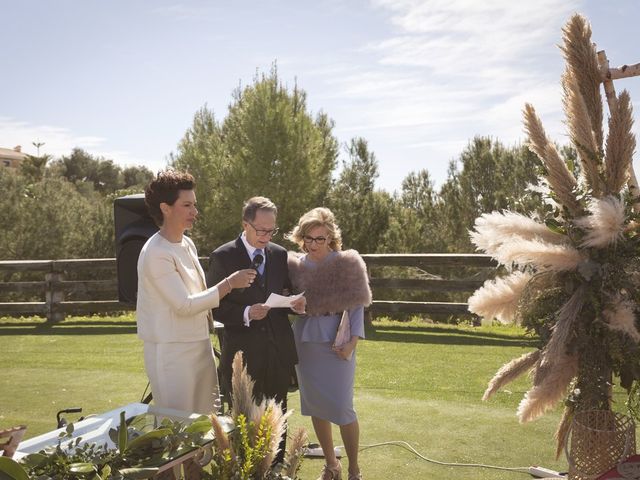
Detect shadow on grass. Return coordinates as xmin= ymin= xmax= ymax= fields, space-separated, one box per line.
xmin=0 ymin=320 xmax=137 ymax=335
xmin=0 ymin=319 xmax=536 ymax=347
xmin=367 ymin=324 xmax=539 ymax=347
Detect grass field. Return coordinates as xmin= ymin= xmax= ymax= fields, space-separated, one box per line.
xmin=1 ymin=314 xmax=618 ymax=479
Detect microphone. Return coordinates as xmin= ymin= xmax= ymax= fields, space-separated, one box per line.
xmin=239 ymin=253 xmax=264 ymax=293
xmin=251 ymin=253 xmax=264 ymax=272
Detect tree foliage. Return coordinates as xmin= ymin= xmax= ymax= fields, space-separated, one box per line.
xmin=381 ymin=169 xmax=445 ymax=254
xmin=327 ymin=138 xmax=391 ymax=253
xmin=0 ymin=168 xmax=114 ymax=259
xmin=172 ymin=66 xmax=338 ymax=251
xmin=437 ymin=137 xmax=544 ymax=252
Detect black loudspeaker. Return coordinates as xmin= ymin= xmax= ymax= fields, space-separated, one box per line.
xmin=114 ymin=194 xmax=158 ymax=304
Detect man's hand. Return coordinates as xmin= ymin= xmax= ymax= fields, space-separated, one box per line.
xmin=249 ymin=303 xmax=271 ymax=320
xmin=290 ymin=296 xmax=306 ymax=314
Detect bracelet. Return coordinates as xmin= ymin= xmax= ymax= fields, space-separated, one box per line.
xmin=224 ymin=277 xmax=232 ymax=291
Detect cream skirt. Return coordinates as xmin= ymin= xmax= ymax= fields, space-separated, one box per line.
xmin=143 ymin=339 xmax=220 ymax=415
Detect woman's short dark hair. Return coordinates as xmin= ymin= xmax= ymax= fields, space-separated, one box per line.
xmin=145 ymin=169 xmax=195 ymax=226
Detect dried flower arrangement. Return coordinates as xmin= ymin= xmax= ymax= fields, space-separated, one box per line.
xmin=207 ymin=352 xmax=308 ymax=480
xmin=468 ymin=13 xmax=638 ymax=456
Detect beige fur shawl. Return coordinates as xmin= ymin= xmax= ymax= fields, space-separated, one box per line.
xmin=287 ymin=249 xmax=372 ymax=315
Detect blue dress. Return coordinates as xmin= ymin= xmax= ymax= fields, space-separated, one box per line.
xmin=292 ymin=253 xmax=366 ymax=425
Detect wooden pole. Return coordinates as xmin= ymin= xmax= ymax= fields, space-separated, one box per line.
xmin=607 ymin=62 xmax=640 ymax=81
xmin=45 ymin=270 xmax=65 ymax=322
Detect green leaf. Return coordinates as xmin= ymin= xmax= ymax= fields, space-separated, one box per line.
xmin=69 ymin=462 xmax=96 ymax=473
xmin=20 ymin=453 xmax=47 ymax=469
xmin=65 ymin=423 xmax=74 ymax=436
xmin=0 ymin=457 xmax=29 ymax=480
xmin=184 ymin=419 xmax=212 ymax=435
xmin=125 ymin=428 xmax=173 ymax=452
xmin=118 ymin=411 xmax=128 ymax=452
xmin=100 ymin=464 xmax=111 ymax=479
xmin=118 ymin=467 xmax=159 ymax=479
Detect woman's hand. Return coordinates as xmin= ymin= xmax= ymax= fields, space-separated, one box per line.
xmin=227 ymin=268 xmax=257 ymax=289
xmin=290 ymin=295 xmax=306 ymax=314
xmin=333 ymin=337 xmax=358 ymax=360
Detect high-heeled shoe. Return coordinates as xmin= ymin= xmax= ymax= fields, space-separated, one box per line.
xmin=348 ymin=472 xmax=362 ymax=480
xmin=317 ymin=461 xmax=342 ymax=480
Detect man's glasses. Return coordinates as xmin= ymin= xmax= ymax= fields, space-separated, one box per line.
xmin=303 ymin=235 xmax=327 ymax=245
xmin=246 ymin=221 xmax=279 ymax=237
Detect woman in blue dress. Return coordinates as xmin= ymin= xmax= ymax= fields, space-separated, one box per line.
xmin=287 ymin=207 xmax=372 ymax=480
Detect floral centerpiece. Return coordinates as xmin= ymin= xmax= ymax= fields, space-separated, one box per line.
xmin=468 ymin=13 xmax=638 ymax=456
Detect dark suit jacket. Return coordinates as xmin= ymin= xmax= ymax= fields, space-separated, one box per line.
xmin=207 ymin=237 xmax=298 ymax=402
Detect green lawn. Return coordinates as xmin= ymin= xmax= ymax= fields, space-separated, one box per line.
xmin=0 ymin=315 xmax=605 ymax=479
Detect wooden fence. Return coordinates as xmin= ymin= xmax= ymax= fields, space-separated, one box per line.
xmin=0 ymin=254 xmax=497 ymax=322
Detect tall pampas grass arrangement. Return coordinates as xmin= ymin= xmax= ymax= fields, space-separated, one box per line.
xmin=469 ymin=13 xmax=640 ymax=451
xmin=208 ymin=351 xmax=307 ymax=479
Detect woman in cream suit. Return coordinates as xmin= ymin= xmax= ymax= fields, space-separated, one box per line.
xmin=137 ymin=170 xmax=256 ymax=414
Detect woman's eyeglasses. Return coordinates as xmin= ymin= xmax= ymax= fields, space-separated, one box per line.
xmin=303 ymin=235 xmax=327 ymax=245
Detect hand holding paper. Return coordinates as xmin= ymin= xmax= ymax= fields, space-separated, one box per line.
xmin=265 ymin=291 xmax=305 ymax=310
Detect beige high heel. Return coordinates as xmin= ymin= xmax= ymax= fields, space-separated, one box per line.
xmin=317 ymin=461 xmax=342 ymax=480
xmin=348 ymin=473 xmax=362 ymax=480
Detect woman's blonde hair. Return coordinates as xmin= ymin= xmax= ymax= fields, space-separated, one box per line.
xmin=287 ymin=207 xmax=343 ymax=252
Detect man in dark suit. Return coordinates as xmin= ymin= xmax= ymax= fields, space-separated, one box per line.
xmin=207 ymin=196 xmax=305 ymax=460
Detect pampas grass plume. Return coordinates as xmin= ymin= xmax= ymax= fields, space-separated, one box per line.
xmin=231 ymin=351 xmax=259 ymax=421
xmin=603 ymin=298 xmax=640 ymax=342
xmin=523 ymin=103 xmax=581 ymax=214
xmin=255 ymin=401 xmax=291 ymax=476
xmin=284 ymin=428 xmax=309 ymax=478
xmin=542 ymin=286 xmax=585 ymax=369
xmin=517 ymin=354 xmax=578 ymax=423
xmin=562 ymin=69 xmax=602 ymax=195
xmin=561 ymin=14 xmax=604 ymax=149
xmin=470 ymin=211 xmax=566 ymax=256
xmin=555 ymin=406 xmax=574 ymax=459
xmin=210 ymin=413 xmax=231 ymax=455
xmin=483 ymin=350 xmax=541 ymax=401
xmin=494 ymin=239 xmax=582 ymax=272
xmin=604 ymin=90 xmax=636 ymax=194
xmin=574 ymin=196 xmax=626 ymax=248
xmin=468 ymin=271 xmax=532 ymax=324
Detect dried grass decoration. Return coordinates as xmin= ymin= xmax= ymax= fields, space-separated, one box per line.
xmin=468 ymin=13 xmax=640 ymax=460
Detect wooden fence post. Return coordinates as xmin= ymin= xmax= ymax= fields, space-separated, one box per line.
xmin=45 ymin=270 xmax=65 ymax=322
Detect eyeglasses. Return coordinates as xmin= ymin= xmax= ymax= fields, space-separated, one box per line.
xmin=303 ymin=235 xmax=328 ymax=245
xmin=246 ymin=221 xmax=279 ymax=237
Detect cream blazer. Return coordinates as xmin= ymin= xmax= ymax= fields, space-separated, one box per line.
xmin=136 ymin=232 xmax=219 ymax=343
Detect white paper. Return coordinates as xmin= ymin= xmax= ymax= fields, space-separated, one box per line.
xmin=265 ymin=291 xmax=305 ymax=308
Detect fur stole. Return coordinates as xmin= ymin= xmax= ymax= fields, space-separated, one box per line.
xmin=288 ymin=249 xmax=372 ymax=315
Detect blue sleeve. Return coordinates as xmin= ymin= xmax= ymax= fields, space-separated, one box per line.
xmin=348 ymin=305 xmax=365 ymax=339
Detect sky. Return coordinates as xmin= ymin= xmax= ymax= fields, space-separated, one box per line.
xmin=1 ymin=0 xmax=639 ymax=193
